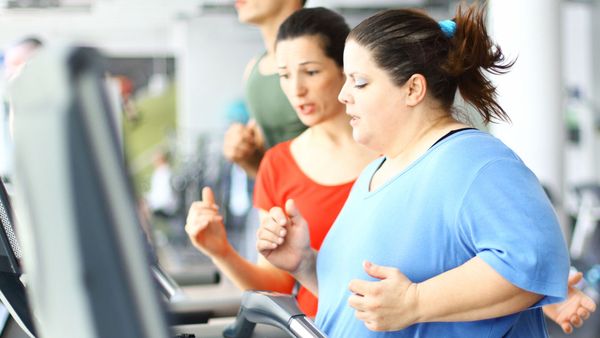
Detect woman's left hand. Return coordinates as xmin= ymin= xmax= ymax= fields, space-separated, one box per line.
xmin=542 ymin=272 xmax=597 ymax=334
xmin=348 ymin=261 xmax=419 ymax=331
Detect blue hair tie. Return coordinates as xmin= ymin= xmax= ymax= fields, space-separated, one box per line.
xmin=438 ymin=19 xmax=456 ymax=38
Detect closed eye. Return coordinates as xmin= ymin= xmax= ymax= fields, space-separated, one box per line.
xmin=354 ymin=79 xmax=367 ymax=88
xmin=354 ymin=84 xmax=367 ymax=89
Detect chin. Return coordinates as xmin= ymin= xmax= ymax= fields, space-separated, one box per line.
xmin=237 ymin=13 xmax=249 ymax=23
xmin=352 ymin=130 xmax=366 ymax=145
xmin=240 ymin=11 xmax=266 ymax=25
xmin=352 ymin=129 xmax=375 ymax=148
xmin=236 ymin=11 xmax=255 ymax=23
xmin=298 ymin=116 xmax=320 ymax=128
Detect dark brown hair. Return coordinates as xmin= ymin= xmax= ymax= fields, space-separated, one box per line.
xmin=276 ymin=7 xmax=349 ymax=68
xmin=348 ymin=3 xmax=513 ymax=124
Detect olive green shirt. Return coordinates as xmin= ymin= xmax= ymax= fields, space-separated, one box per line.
xmin=245 ymin=54 xmax=306 ymax=149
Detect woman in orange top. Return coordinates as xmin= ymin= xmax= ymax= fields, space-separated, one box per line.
xmin=184 ymin=8 xmax=375 ymax=316
xmin=185 ymin=7 xmax=595 ymax=331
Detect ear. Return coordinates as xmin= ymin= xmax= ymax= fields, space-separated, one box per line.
xmin=405 ymin=74 xmax=427 ymax=107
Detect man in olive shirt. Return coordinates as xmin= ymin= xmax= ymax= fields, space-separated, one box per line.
xmin=223 ymin=0 xmax=307 ymax=178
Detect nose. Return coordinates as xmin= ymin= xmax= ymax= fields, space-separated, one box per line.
xmin=338 ymin=80 xmax=352 ymax=105
xmin=292 ymin=75 xmax=307 ymax=97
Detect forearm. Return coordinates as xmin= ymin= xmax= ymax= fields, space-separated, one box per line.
xmin=212 ymin=245 xmax=295 ymax=293
xmin=414 ymin=257 xmax=542 ymax=323
xmin=292 ymin=249 xmax=319 ymax=296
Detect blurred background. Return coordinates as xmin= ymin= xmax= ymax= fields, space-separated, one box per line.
xmin=0 ymin=1 xmax=598 ymax=337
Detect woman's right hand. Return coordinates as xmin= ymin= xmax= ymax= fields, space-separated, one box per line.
xmin=185 ymin=187 xmax=230 ymax=258
xmin=257 ymin=199 xmax=312 ymax=274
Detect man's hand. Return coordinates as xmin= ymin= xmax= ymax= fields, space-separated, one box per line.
xmin=223 ymin=120 xmax=264 ymax=177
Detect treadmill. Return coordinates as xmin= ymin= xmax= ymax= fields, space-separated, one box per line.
xmin=9 ymin=45 xmax=325 ymax=338
xmin=0 ymin=180 xmax=35 ymax=338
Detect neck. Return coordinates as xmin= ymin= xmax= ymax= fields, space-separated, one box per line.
xmin=307 ymin=111 xmax=354 ymax=146
xmin=385 ymin=110 xmax=455 ymax=160
xmin=259 ymin=9 xmax=294 ymax=55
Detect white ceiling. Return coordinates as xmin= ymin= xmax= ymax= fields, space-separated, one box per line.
xmin=0 ymin=0 xmax=447 ymax=55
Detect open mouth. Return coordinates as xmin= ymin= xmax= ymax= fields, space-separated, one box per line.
xmin=297 ymin=104 xmax=316 ymax=115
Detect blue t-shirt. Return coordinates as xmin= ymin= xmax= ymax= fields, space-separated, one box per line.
xmin=315 ymin=130 xmax=569 ymax=338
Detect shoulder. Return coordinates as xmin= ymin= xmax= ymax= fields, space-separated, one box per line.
xmin=259 ymin=140 xmax=293 ymax=172
xmin=264 ymin=140 xmax=292 ymax=160
xmin=254 ymin=140 xmax=298 ymax=200
xmin=445 ymin=133 xmax=546 ymax=207
xmin=242 ymin=55 xmax=260 ymax=82
xmin=452 ymin=130 xmax=514 ymax=154
xmin=434 ymin=130 xmax=521 ymax=169
xmin=418 ymin=130 xmax=537 ymax=199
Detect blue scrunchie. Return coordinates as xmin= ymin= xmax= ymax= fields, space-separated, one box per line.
xmin=438 ymin=19 xmax=456 ymax=38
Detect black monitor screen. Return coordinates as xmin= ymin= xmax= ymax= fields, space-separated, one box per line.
xmin=0 ymin=182 xmax=20 ymax=274
xmin=0 ymin=180 xmax=35 ymax=337
xmin=10 ymin=46 xmax=171 ymax=338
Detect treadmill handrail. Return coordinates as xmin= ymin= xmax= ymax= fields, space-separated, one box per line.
xmin=223 ymin=291 xmax=326 ymax=338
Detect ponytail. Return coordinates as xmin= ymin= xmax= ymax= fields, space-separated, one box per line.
xmin=445 ymin=3 xmax=514 ymax=123
xmin=348 ymin=3 xmax=513 ymax=124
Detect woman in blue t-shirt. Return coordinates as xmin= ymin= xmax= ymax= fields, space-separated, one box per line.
xmin=256 ymin=4 xmax=592 ymax=337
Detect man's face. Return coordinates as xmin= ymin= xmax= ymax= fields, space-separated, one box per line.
xmin=235 ymin=0 xmax=293 ymax=25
